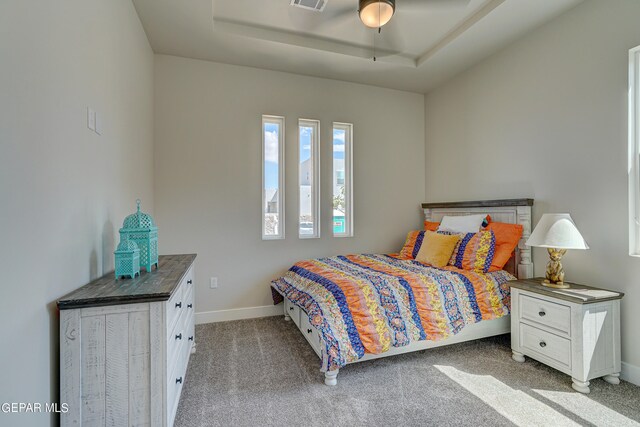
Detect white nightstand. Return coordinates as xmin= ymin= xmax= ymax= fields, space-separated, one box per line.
xmin=509 ymin=278 xmax=624 ymax=394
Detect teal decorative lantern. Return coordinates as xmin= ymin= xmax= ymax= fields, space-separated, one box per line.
xmin=119 ymin=199 xmax=158 ymax=272
xmin=114 ymin=238 xmax=140 ymax=279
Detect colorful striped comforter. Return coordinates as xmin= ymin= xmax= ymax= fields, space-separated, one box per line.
xmin=271 ymin=254 xmax=515 ymax=372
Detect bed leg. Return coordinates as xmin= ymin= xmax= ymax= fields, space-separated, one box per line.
xmin=284 ymin=313 xmax=291 ymax=321
xmin=324 ymin=370 xmax=338 ymax=386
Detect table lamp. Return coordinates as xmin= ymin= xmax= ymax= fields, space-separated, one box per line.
xmin=526 ymin=213 xmax=589 ymax=288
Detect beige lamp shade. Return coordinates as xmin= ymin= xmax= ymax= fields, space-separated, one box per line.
xmin=526 ymin=214 xmax=589 ymax=249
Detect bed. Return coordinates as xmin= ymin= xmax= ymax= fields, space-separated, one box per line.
xmin=271 ymin=199 xmax=534 ymax=385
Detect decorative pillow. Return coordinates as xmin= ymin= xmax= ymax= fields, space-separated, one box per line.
xmin=415 ymin=231 xmax=461 ymax=268
xmin=447 ymin=232 xmax=475 ymax=266
xmin=425 ymin=215 xmax=491 ymax=231
xmin=400 ymin=231 xmax=425 ymax=259
xmin=461 ymin=230 xmax=496 ymax=273
xmin=438 ymin=214 xmax=488 ymax=234
xmin=424 ymin=221 xmax=439 ymax=231
xmin=486 ymin=222 xmax=523 ymax=272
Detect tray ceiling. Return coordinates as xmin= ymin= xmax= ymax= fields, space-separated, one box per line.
xmin=133 ymin=0 xmax=582 ymax=93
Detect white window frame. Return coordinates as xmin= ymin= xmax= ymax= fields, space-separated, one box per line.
xmin=298 ymin=119 xmax=321 ymax=239
xmin=333 ymin=122 xmax=354 ymax=237
xmin=630 ymin=47 xmax=640 ymax=255
xmin=262 ymin=115 xmax=285 ymax=240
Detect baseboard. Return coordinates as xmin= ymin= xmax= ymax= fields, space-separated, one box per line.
xmin=621 ymin=361 xmax=640 ymax=386
xmin=195 ymin=304 xmax=282 ymax=324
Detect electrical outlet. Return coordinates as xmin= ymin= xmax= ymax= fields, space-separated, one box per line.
xmin=210 ymin=277 xmax=218 ymax=289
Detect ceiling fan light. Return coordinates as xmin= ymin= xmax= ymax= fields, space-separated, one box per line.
xmin=359 ymin=0 xmax=395 ymax=28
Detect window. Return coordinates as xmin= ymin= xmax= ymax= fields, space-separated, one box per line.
xmin=262 ymin=115 xmax=285 ymax=240
xmin=298 ymin=119 xmax=320 ymax=238
xmin=332 ymin=122 xmax=353 ymax=237
xmin=630 ymin=47 xmax=640 ymax=255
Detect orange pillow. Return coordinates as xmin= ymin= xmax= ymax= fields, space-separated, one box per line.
xmin=424 ymin=221 xmax=439 ymax=231
xmin=400 ymin=231 xmax=423 ymax=259
xmin=486 ymin=222 xmax=523 ymax=272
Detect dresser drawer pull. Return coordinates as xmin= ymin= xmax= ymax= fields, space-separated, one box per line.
xmin=539 ymin=341 xmax=547 ymax=348
xmin=307 ymin=328 xmax=312 ymax=334
xmin=175 ymin=302 xmax=182 ymax=309
xmin=187 ymin=303 xmax=193 ymax=309
xmin=188 ymin=336 xmax=194 ymax=341
xmin=187 ymin=280 xmax=192 ymax=284
xmin=289 ymin=307 xmax=294 ymax=311
xmin=176 ymin=377 xmax=183 ymax=384
xmin=538 ymin=310 xmax=546 ymax=317
xmin=175 ymin=333 xmax=182 ymax=340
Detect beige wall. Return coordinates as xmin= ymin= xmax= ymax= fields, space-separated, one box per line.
xmin=154 ymin=55 xmax=425 ymax=316
xmin=424 ymin=0 xmax=640 ymax=372
xmin=0 ymin=0 xmax=154 ymax=424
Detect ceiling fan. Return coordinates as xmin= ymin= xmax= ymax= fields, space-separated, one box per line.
xmin=356 ymin=0 xmax=471 ymax=28
xmin=290 ymin=0 xmax=472 ymax=60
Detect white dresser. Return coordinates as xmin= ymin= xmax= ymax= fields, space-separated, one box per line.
xmin=58 ymin=254 xmax=196 ymax=426
xmin=509 ymin=278 xmax=623 ymax=393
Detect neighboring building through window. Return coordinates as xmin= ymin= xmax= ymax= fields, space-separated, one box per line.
xmin=262 ymin=115 xmax=285 ymax=240
xmin=299 ymin=119 xmax=320 ymax=238
xmin=332 ymin=123 xmax=353 ymax=237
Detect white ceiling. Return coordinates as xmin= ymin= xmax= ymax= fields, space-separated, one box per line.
xmin=132 ymin=0 xmax=582 ymax=93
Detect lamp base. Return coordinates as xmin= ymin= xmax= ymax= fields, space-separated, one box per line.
xmin=541 ymin=279 xmax=570 ymax=289
xmin=543 ymin=248 xmax=569 ymax=288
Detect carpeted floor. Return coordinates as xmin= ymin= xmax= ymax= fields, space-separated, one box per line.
xmin=174 ymin=316 xmax=640 ymax=427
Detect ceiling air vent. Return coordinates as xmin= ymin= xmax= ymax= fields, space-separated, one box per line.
xmin=290 ymin=0 xmax=327 ymax=12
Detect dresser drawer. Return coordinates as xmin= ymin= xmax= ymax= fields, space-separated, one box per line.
xmin=182 ymin=264 xmax=194 ymax=295
xmin=184 ymin=281 xmax=194 ymax=321
xmin=285 ymin=298 xmax=301 ymax=327
xmin=520 ymin=323 xmax=571 ymax=370
xmin=183 ymin=284 xmax=195 ymax=355
xmin=167 ymin=348 xmax=185 ymax=427
xmin=166 ymin=284 xmax=184 ymax=334
xmin=167 ymin=316 xmax=186 ymax=376
xmin=520 ymin=294 xmax=571 ymax=335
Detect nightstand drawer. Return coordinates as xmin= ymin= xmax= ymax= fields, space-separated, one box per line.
xmin=520 ymin=294 xmax=571 ymax=335
xmin=520 ymin=324 xmax=571 ymax=370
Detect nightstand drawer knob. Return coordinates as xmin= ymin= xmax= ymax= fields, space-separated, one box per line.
xmin=538 ymin=310 xmax=546 ymax=317
xmin=539 ymin=341 xmax=547 ymax=348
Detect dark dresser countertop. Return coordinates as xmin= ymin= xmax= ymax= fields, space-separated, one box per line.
xmin=508 ymin=278 xmax=624 ymax=305
xmin=57 ymin=254 xmax=197 ymax=310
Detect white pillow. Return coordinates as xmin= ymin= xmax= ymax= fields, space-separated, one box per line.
xmin=437 ymin=214 xmax=486 ymax=234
